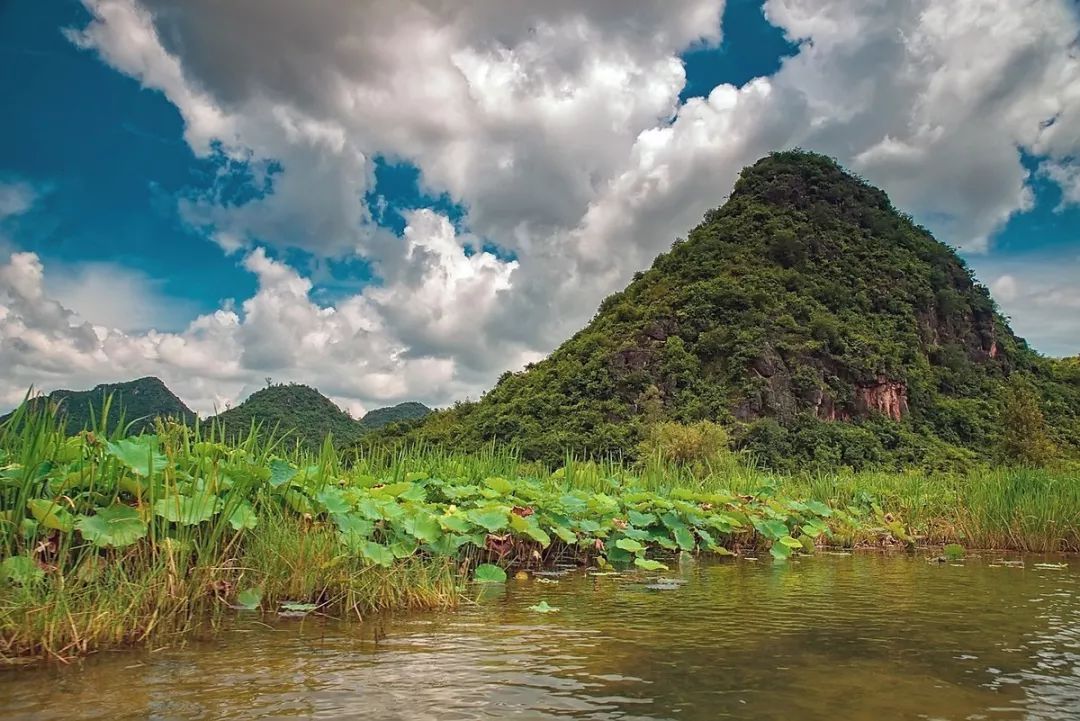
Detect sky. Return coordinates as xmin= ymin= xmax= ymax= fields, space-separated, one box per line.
xmin=0 ymin=0 xmax=1078 ymax=417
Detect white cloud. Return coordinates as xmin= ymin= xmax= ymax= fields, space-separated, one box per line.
xmin=974 ymin=256 xmax=1080 ymax=357
xmin=44 ymin=262 xmax=196 ymax=333
xmin=3 ymin=0 xmax=1077 ymax=413
xmin=0 ymin=180 xmax=38 ymax=220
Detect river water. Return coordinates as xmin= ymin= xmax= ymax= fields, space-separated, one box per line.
xmin=3 ymin=553 xmax=1079 ymax=720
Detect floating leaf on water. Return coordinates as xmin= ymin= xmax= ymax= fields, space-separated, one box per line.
xmin=27 ymin=498 xmax=74 ymax=532
xmin=536 ymin=577 xmax=559 ymax=584
xmin=633 ymin=557 xmax=668 ymax=571
xmin=0 ymin=555 xmax=43 ymax=586
xmin=473 ymin=563 xmax=507 ymax=583
xmin=76 ymin=505 xmax=148 ymax=548
xmin=527 ymin=600 xmax=559 ymax=613
xmin=234 ymin=587 xmax=263 ymax=610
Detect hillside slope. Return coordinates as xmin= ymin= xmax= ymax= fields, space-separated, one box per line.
xmin=4 ymin=377 xmax=195 ymax=434
xmin=359 ymin=401 xmax=431 ymax=430
xmin=209 ymin=383 xmax=364 ymax=449
xmin=391 ymin=151 xmax=1080 ymax=470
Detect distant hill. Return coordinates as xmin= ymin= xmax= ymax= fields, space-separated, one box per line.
xmin=359 ymin=401 xmax=431 ymax=430
xmin=2 ymin=377 xmax=195 ymax=434
xmin=385 ymin=151 xmax=1080 ymax=470
xmin=209 ymin=383 xmax=364 ymax=449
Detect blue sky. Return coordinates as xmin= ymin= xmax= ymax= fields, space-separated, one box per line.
xmin=0 ymin=0 xmax=1077 ymax=413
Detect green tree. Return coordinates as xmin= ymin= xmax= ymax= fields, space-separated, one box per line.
xmin=1000 ymin=380 xmax=1056 ymax=466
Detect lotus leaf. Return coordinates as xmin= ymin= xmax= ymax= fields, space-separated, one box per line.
xmin=27 ymin=498 xmax=74 ymax=532
xmin=76 ymin=505 xmax=147 ymax=548
xmin=473 ymin=563 xmax=507 ymax=583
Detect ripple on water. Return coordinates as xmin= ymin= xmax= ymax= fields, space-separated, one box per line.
xmin=3 ymin=553 xmax=1080 ymax=721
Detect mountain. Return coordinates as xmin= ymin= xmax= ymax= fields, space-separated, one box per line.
xmin=209 ymin=383 xmax=364 ymax=449
xmin=359 ymin=401 xmax=431 ymax=430
xmin=386 ymin=151 xmax=1080 ymax=470
xmin=3 ymin=377 xmax=195 ymax=434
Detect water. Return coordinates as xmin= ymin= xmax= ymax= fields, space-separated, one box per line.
xmin=3 ymin=553 xmax=1080 ymax=720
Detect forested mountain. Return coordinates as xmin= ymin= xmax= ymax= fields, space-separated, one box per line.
xmin=209 ymin=383 xmax=363 ymax=448
xmin=359 ymin=401 xmax=431 ymax=430
xmin=385 ymin=151 xmax=1080 ymax=470
xmin=2 ymin=377 xmax=195 ymax=434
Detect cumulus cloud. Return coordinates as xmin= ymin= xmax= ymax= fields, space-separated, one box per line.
xmin=979 ymin=256 xmax=1080 ymax=357
xmin=4 ymin=0 xmax=1078 ymax=412
xmin=44 ymin=262 xmax=196 ymax=333
xmin=0 ymin=208 xmax=520 ymax=414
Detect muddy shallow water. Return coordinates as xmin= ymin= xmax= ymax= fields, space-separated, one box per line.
xmin=3 ymin=553 xmax=1079 ymax=720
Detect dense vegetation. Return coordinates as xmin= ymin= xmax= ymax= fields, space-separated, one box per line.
xmin=385 ymin=152 xmax=1080 ymax=471
xmin=358 ymin=401 xmax=432 ymax=430
xmin=3 ymin=403 xmax=1079 ymax=662
xmin=210 ymin=382 xmax=366 ymax=449
xmin=0 ymin=377 xmax=195 ymax=436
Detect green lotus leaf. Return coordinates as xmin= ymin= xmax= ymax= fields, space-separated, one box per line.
xmin=467 ymin=506 xmax=510 ymax=532
xmin=627 ymin=510 xmax=657 ymax=527
xmin=633 ymin=557 xmax=668 ymax=571
xmin=473 ymin=563 xmax=507 ymax=583
xmin=509 ymin=513 xmax=551 ymax=546
xmin=27 ymin=498 xmax=74 ymax=532
xmin=315 ymin=487 xmax=352 ymax=515
xmin=106 ymin=436 xmax=167 ymax=477
xmin=268 ymin=460 xmax=298 ymax=488
xmin=227 ymin=501 xmax=258 ymax=531
xmin=360 ymin=541 xmax=395 ymax=567
xmin=483 ymin=476 xmax=513 ymax=494
xmin=1 ymin=555 xmax=43 ymax=586
xmin=153 ymin=493 xmax=219 ymax=526
xmin=527 ymin=600 xmax=559 ymax=613
xmin=235 ymin=587 xmax=263 ymax=610
xmin=76 ymin=505 xmax=148 ymax=548
xmin=615 ymin=538 xmax=645 ymax=553
xmin=403 ymin=511 xmax=442 ymax=544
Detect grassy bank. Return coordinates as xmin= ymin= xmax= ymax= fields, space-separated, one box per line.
xmin=1 ymin=405 xmax=1077 ymax=663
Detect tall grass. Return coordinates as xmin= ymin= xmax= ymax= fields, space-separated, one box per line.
xmin=1 ymin=399 xmax=1078 ymax=663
